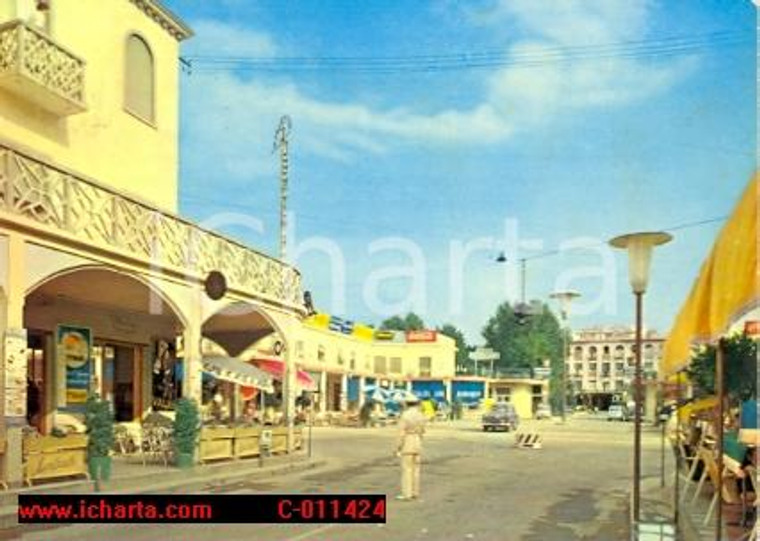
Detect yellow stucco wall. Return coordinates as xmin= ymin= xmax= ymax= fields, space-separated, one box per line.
xmin=0 ymin=0 xmax=185 ymax=212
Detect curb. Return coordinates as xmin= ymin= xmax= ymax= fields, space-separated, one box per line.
xmin=120 ymin=458 xmax=329 ymax=494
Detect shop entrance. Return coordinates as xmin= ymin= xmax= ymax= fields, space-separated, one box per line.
xmin=325 ymin=374 xmax=342 ymax=411
xmin=97 ymin=343 xmax=141 ymax=422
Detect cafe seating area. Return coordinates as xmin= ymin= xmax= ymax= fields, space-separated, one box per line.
xmin=673 ymin=413 xmax=758 ymax=540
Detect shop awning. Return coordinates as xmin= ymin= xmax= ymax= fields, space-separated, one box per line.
xmin=250 ymin=358 xmax=317 ymax=391
xmin=202 ymin=356 xmax=274 ymax=393
xmin=677 ymin=396 xmax=719 ymax=422
xmin=661 ymin=174 xmax=759 ymax=377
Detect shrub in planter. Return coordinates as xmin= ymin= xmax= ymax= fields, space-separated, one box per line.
xmin=85 ymin=394 xmax=115 ymax=483
xmin=173 ymin=398 xmax=200 ymax=468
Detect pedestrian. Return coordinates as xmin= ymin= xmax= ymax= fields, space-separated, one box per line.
xmin=395 ymin=395 xmax=426 ymax=501
xmin=359 ymin=401 xmax=373 ymax=428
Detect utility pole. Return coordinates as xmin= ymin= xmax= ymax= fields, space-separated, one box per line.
xmin=273 ymin=116 xmax=292 ymax=261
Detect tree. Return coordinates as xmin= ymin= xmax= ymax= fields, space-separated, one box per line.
xmin=482 ymin=302 xmax=562 ymax=369
xmin=687 ymin=333 xmax=757 ymax=405
xmin=482 ymin=301 xmax=565 ymax=410
xmin=380 ymin=312 xmax=426 ymax=331
xmin=437 ymin=323 xmax=471 ymax=372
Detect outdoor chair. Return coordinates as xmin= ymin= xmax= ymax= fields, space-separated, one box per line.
xmin=114 ymin=423 xmax=142 ymax=459
xmin=736 ymin=465 xmax=758 ymax=541
xmin=141 ymin=425 xmax=173 ymax=467
xmin=680 ymin=432 xmax=712 ymax=503
xmin=699 ymin=450 xmax=750 ymax=527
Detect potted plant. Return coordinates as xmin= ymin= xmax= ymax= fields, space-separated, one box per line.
xmin=173 ymin=397 xmax=200 ymax=469
xmin=85 ymin=394 xmax=114 ymax=484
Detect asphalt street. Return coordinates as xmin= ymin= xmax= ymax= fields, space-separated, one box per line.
xmin=18 ymin=416 xmax=664 ymax=541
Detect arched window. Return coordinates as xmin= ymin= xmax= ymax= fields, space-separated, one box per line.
xmin=124 ymin=34 xmax=155 ymax=123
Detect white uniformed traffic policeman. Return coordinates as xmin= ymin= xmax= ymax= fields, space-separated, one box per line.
xmin=396 ymin=395 xmax=426 ymax=501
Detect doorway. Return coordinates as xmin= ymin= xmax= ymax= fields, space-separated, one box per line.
xmin=99 ymin=343 xmax=141 ymax=422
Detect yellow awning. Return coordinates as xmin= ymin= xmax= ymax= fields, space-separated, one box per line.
xmin=678 ymin=396 xmax=719 ymax=422
xmin=661 ymin=174 xmax=759 ymax=377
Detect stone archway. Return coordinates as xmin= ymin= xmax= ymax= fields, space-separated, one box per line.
xmin=25 ymin=265 xmax=187 ymax=427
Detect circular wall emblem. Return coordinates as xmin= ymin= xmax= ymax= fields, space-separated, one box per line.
xmin=204 ymin=271 xmax=227 ymax=300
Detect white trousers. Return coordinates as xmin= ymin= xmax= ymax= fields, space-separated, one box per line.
xmin=400 ymin=453 xmax=421 ymax=498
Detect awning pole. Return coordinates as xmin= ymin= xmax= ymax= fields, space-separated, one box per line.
xmin=674 ymin=372 xmax=681 ymax=536
xmin=716 ymin=340 xmax=725 ymax=541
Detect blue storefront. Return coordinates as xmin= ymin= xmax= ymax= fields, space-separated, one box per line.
xmin=347 ymin=376 xmax=361 ymax=403
xmin=452 ymin=380 xmax=486 ymax=405
xmin=411 ymin=380 xmax=446 ymax=403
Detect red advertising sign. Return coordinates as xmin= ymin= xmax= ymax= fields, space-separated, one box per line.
xmin=745 ymin=320 xmax=760 ymax=336
xmin=406 ymin=330 xmax=437 ymax=343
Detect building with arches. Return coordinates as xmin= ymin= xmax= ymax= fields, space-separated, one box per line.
xmin=567 ymin=326 xmax=665 ymax=411
xmin=0 ymin=0 xmax=308 ymax=485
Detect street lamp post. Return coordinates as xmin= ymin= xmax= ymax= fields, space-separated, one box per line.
xmin=550 ymin=290 xmax=581 ymax=423
xmin=609 ymin=231 xmax=672 ymax=527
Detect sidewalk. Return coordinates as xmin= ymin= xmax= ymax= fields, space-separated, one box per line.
xmin=0 ymin=451 xmax=327 ymax=531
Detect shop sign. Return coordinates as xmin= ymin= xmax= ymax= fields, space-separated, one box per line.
xmin=4 ymin=328 xmax=28 ymax=418
xmin=745 ymin=320 xmax=760 ymax=337
xmin=329 ymin=316 xmax=354 ymax=335
xmin=57 ymin=325 xmax=92 ymax=407
xmin=260 ymin=429 xmax=273 ymax=449
xmin=352 ymin=324 xmax=374 ymax=341
xmin=374 ymin=330 xmax=396 ymax=341
xmin=406 ymin=330 xmax=437 ymax=343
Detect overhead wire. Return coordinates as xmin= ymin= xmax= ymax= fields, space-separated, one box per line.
xmin=182 ymin=31 xmax=752 ymax=74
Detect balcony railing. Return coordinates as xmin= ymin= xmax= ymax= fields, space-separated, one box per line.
xmin=0 ymin=19 xmax=86 ymax=115
xmin=0 ymin=144 xmax=302 ymax=308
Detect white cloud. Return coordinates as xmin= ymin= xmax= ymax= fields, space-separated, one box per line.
xmin=185 ymin=19 xmax=278 ymax=57
xmin=480 ymin=1 xmax=697 ymax=127
xmin=181 ymin=3 xmax=696 ymax=174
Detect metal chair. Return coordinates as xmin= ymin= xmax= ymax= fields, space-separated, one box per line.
xmin=141 ymin=425 xmax=173 ymax=467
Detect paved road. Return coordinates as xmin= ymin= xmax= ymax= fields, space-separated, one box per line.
xmin=19 ymin=417 xmax=664 ymax=541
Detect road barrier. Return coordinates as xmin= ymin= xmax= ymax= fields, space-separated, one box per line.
xmin=515 ymin=432 xmax=543 ymax=449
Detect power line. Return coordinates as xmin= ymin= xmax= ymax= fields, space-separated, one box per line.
xmin=520 ymin=216 xmax=728 ymax=261
xmin=182 ymin=31 xmax=751 ymax=74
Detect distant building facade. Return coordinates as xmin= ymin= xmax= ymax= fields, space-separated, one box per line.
xmin=567 ymin=326 xmax=665 ymax=409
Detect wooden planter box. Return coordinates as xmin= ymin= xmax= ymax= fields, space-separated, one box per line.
xmin=270 ymin=427 xmax=288 ymax=454
xmin=23 ymin=434 xmax=89 ymax=485
xmin=233 ymin=427 xmax=261 ymax=459
xmin=199 ymin=426 xmax=235 ymax=463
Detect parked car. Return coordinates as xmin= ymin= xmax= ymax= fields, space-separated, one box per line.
xmin=482 ymin=402 xmax=519 ymax=431
xmin=607 ymin=404 xmax=630 ymax=422
xmin=535 ymin=403 xmax=552 ymax=420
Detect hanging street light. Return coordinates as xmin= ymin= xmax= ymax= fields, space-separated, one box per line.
xmin=549 ymin=290 xmax=581 ymax=423
xmin=495 ymin=254 xmax=535 ymax=324
xmin=608 ymin=231 xmax=672 ymax=526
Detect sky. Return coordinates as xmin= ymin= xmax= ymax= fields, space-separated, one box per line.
xmin=163 ymin=0 xmax=756 ymax=343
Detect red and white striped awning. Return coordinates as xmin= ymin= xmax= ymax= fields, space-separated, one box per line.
xmin=249 ymin=357 xmax=317 ymax=391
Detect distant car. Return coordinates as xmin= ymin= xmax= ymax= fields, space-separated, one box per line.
xmin=482 ymin=402 xmax=519 ymax=431
xmin=535 ymin=403 xmax=552 ymax=420
xmin=607 ymin=404 xmax=630 ymax=422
